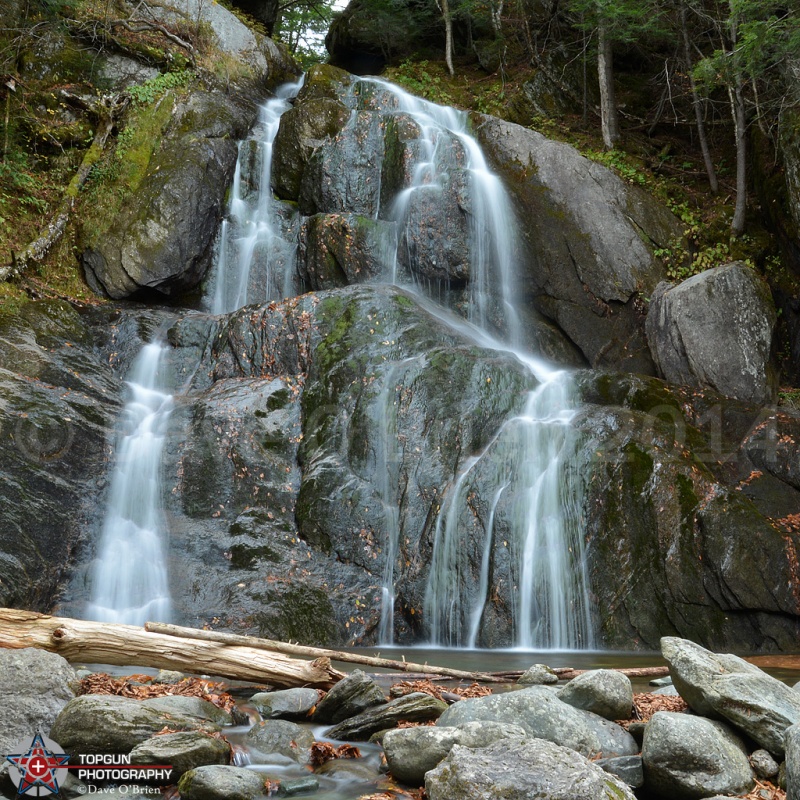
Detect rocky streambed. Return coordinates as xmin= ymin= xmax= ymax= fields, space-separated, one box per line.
xmin=2 ymin=637 xmax=800 ymax=799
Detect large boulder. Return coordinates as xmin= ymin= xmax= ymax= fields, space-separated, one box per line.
xmin=383 ymin=721 xmax=527 ymax=785
xmin=425 ymin=738 xmax=637 ymax=800
xmin=436 ymin=685 xmax=637 ymax=759
xmin=642 ymin=711 xmax=754 ymax=798
xmin=129 ymin=731 xmax=230 ymax=777
xmin=472 ymin=114 xmax=681 ymax=372
xmin=50 ymin=695 xmax=221 ymax=756
xmin=312 ymin=670 xmax=385 ymax=724
xmin=244 ymin=719 xmax=315 ymax=763
xmin=82 ymin=90 xmax=255 ymax=300
xmin=0 ymin=649 xmax=77 ymax=754
xmin=787 ymin=723 xmax=800 ymax=800
xmin=646 ymin=263 xmax=777 ymax=404
xmin=662 ymin=637 xmax=800 ymax=757
xmin=557 ymin=670 xmax=633 ymax=721
xmin=177 ymin=765 xmax=267 ymax=800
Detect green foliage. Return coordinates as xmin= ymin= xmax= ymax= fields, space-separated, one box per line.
xmin=585 ymin=148 xmax=647 ymax=186
xmin=126 ymin=70 xmax=192 ymax=106
xmin=388 ymin=60 xmax=455 ymax=106
xmin=0 ymin=151 xmax=49 ymax=215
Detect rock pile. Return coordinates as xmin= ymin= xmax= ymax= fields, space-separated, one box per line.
xmin=2 ymin=637 xmax=797 ymax=800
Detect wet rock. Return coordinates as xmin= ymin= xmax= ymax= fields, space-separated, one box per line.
xmin=425 ymin=738 xmax=636 ymax=800
xmin=129 ymin=731 xmax=230 ymax=777
xmin=50 ymin=695 xmax=221 ymax=756
xmin=473 ymin=114 xmax=680 ymax=373
xmin=245 ymin=719 xmax=315 ymax=763
xmin=557 ymin=670 xmax=633 ymax=720
xmin=250 ymin=688 xmax=319 ymax=719
xmin=646 ymin=263 xmax=777 ymax=404
xmin=298 ymin=213 xmax=392 ymax=290
xmin=436 ymin=685 xmax=637 ymax=759
xmin=0 ymin=300 xmax=120 ymax=615
xmin=517 ymin=664 xmax=559 ymax=685
xmin=642 ymin=711 xmax=754 ymax=798
xmin=276 ymin=776 xmax=320 ymax=796
xmin=273 ymin=98 xmax=351 ymax=200
xmin=383 ymin=720 xmax=527 ymax=785
xmin=154 ymin=669 xmax=185 ymax=684
xmin=595 ymin=756 xmax=643 ymax=789
xmin=662 ymin=637 xmax=800 ymax=756
xmin=326 ymin=692 xmax=448 ymax=740
xmin=312 ymin=670 xmax=386 ymax=724
xmin=177 ymin=765 xmax=267 ymax=800
xmin=0 ymin=648 xmax=77 ymax=754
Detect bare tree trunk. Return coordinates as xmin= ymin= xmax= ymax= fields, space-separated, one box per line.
xmin=597 ymin=21 xmax=620 ymax=150
xmin=681 ymin=4 xmax=718 ymax=192
xmin=438 ymin=0 xmax=455 ymax=76
xmin=728 ymin=3 xmax=747 ymax=236
xmin=0 ymin=609 xmax=344 ymax=688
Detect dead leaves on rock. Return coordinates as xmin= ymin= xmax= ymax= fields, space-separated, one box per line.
xmin=389 ymin=679 xmax=492 ymax=702
xmin=309 ymin=741 xmax=362 ymax=766
xmin=616 ymin=692 xmax=689 ymax=728
xmin=78 ymin=672 xmax=237 ymax=713
xmin=740 ymin=779 xmax=786 ymax=800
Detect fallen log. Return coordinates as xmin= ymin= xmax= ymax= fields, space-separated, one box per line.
xmin=0 ymin=609 xmax=344 ymax=688
xmin=145 ymin=622 xmax=511 ymax=683
xmin=145 ymin=622 xmax=670 ymax=683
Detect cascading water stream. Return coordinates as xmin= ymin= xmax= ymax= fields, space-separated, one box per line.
xmin=87 ymin=79 xmax=304 ymax=626
xmin=357 ymin=79 xmax=594 ymax=649
xmin=211 ymin=78 xmax=305 ymax=314
xmin=86 ymin=342 xmax=173 ymax=625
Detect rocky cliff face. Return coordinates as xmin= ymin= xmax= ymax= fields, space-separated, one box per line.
xmin=2 ymin=60 xmax=799 ymax=652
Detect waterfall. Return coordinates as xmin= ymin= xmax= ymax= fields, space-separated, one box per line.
xmin=357 ymin=79 xmax=594 ymax=649
xmin=86 ymin=342 xmax=173 ymax=625
xmin=86 ymin=79 xmax=304 ymax=626
xmin=211 ymin=77 xmax=305 ymax=314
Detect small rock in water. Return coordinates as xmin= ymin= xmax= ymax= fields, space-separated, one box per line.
xmin=652 ymin=685 xmax=680 ymax=697
xmin=594 ymin=755 xmax=644 ymax=788
xmin=178 ymin=765 xmax=267 ymax=800
xmin=649 ymin=676 xmax=673 ymax=687
xmin=312 ymin=669 xmax=385 ymax=724
xmin=129 ymin=730 xmax=230 ymax=777
xmin=245 ymin=719 xmax=315 ymax=764
xmin=276 ymin=776 xmax=320 ymax=796
xmin=155 ymin=669 xmax=186 ymax=684
xmin=250 ymin=688 xmax=319 ymax=720
xmin=517 ymin=664 xmax=559 ymax=685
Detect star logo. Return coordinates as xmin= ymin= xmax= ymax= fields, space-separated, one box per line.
xmin=5 ymin=733 xmax=70 ymax=796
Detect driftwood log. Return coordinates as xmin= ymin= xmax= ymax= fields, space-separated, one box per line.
xmin=0 ymin=609 xmax=344 ymax=688
xmin=145 ymin=621 xmax=670 ymax=682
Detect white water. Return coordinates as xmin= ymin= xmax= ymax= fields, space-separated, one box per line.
xmin=211 ymin=77 xmax=305 ymax=314
xmin=358 ymin=79 xmax=594 ymax=649
xmin=86 ymin=342 xmax=173 ymax=625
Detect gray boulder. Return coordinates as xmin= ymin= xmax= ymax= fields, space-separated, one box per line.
xmin=750 ymin=748 xmax=779 ymax=780
xmin=595 ymin=756 xmax=644 ymax=789
xmin=425 ymin=738 xmax=637 ymax=800
xmin=473 ymin=113 xmax=680 ymax=372
xmin=81 ymin=90 xmax=258 ymax=300
xmin=662 ymin=637 xmax=800 ymax=756
xmin=326 ymin=692 xmax=448 ymax=740
xmin=642 ymin=711 xmax=754 ymax=798
xmin=436 ymin=685 xmax=637 ymax=759
xmin=250 ymin=688 xmax=319 ymax=719
xmin=129 ymin=731 xmax=230 ymax=777
xmin=50 ymin=695 xmax=220 ymax=756
xmin=646 ymin=263 xmax=777 ymax=404
xmin=383 ymin=720 xmax=527 ymax=785
xmin=787 ymin=723 xmax=800 ymax=800
xmin=177 ymin=765 xmax=267 ymax=800
xmin=141 ymin=696 xmax=232 ymax=726
xmin=244 ymin=719 xmax=315 ymax=763
xmin=517 ymin=664 xmax=559 ymax=685
xmin=558 ymin=669 xmax=633 ymax=720
xmin=313 ymin=670 xmax=385 ymax=724
xmin=0 ymin=648 xmax=77 ymax=754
